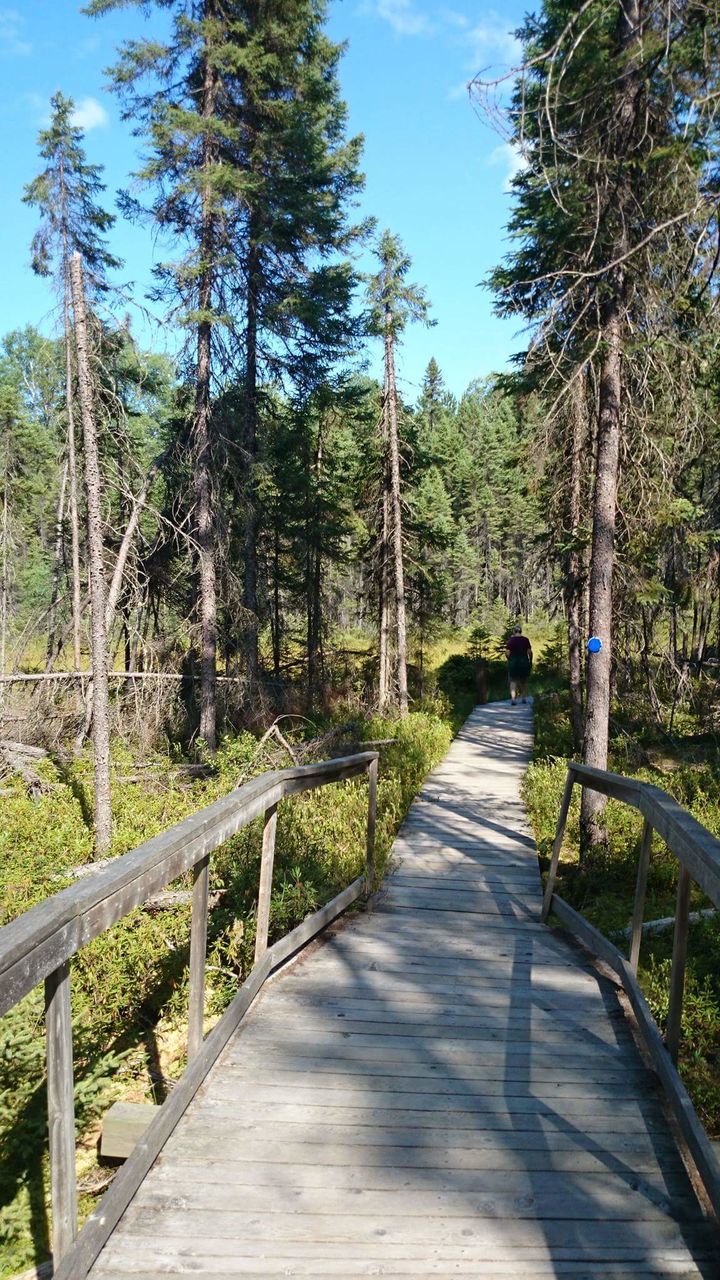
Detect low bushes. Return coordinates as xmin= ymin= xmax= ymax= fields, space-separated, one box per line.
xmin=524 ymin=690 xmax=720 ymax=1137
xmin=0 ymin=707 xmax=452 ymax=1277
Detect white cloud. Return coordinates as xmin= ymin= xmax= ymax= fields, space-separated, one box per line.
xmin=489 ymin=142 xmax=526 ymax=192
xmin=71 ymin=97 xmax=109 ymax=131
xmin=466 ymin=13 xmax=521 ymax=72
xmin=0 ymin=8 xmax=31 ymax=55
xmin=376 ymin=0 xmax=431 ymax=37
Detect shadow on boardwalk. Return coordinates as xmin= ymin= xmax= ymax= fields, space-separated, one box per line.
xmin=89 ymin=702 xmax=720 ymax=1279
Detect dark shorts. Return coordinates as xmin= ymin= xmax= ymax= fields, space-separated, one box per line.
xmin=508 ymin=654 xmax=531 ymax=680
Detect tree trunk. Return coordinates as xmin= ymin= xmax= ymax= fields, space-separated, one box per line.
xmin=45 ymin=454 xmax=69 ymax=667
xmin=194 ymin=27 xmax=219 ymax=752
xmin=565 ymin=375 xmax=586 ymax=753
xmin=384 ymin=326 xmax=409 ymax=716
xmin=580 ymin=0 xmax=641 ymax=851
xmin=581 ymin=304 xmax=622 ymax=849
xmin=378 ymin=446 xmax=391 ymax=712
xmin=243 ymin=234 xmax=261 ymax=688
xmin=63 ymin=297 xmax=83 ymax=672
xmin=70 ymin=252 xmax=111 ymax=857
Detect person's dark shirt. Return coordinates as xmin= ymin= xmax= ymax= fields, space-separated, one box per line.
xmin=507 ymin=635 xmax=532 ymax=658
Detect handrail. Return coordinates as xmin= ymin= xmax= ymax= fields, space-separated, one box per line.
xmin=0 ymin=749 xmax=379 ymax=1280
xmin=543 ymin=760 xmax=720 ymax=1220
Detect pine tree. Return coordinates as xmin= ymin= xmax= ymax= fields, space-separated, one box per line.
xmin=486 ymin=0 xmax=720 ymax=844
xmin=368 ymin=231 xmax=431 ymax=714
xmin=23 ymin=92 xmax=119 ymax=671
xmin=89 ymin=0 xmax=367 ymax=735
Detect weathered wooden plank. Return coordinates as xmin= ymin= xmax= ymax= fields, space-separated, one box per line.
xmin=45 ymin=960 xmax=78 ymax=1265
xmin=104 ymin=1208 xmax=719 ymax=1250
xmin=187 ymin=853 xmax=210 ymax=1060
xmin=629 ymin=818 xmax=653 ymax=973
xmin=196 ymin=1100 xmax=667 ymax=1133
xmin=166 ymin=1119 xmax=681 ymax=1157
xmin=159 ymin=1140 xmax=681 ymax=1176
xmin=132 ymin=1177 xmax=701 ymax=1222
xmin=101 ymin=1102 xmax=160 ymax=1160
xmin=666 ymin=865 xmax=692 ymax=1061
xmin=254 ymin=804 xmax=278 ymax=964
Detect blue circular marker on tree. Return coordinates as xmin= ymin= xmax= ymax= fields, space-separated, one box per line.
xmin=587 ymin=636 xmax=603 ymax=654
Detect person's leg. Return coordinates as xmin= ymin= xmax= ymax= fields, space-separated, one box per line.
xmin=519 ymin=678 xmax=528 ymax=703
xmin=509 ymin=678 xmax=518 ymax=704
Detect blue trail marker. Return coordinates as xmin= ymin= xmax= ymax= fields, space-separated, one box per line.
xmin=587 ymin=636 xmax=603 ymax=654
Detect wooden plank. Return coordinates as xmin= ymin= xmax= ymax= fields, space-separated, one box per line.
xmin=629 ymin=818 xmax=652 ymax=973
xmin=102 ymin=1209 xmax=718 ymax=1250
xmin=666 ymin=865 xmax=691 ymax=1061
xmin=542 ymin=765 xmax=576 ymax=920
xmin=131 ymin=1177 xmax=701 ymax=1222
xmin=254 ymin=804 xmax=278 ymax=964
xmin=100 ymin=1102 xmax=160 ymax=1160
xmin=196 ymin=1100 xmax=667 ymax=1133
xmin=365 ymin=755 xmax=377 ymax=893
xmin=45 ymin=961 xmax=78 ymax=1265
xmin=187 ymin=853 xmax=210 ymax=1060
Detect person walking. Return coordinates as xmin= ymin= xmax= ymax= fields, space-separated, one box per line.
xmin=506 ymin=624 xmax=532 ymax=705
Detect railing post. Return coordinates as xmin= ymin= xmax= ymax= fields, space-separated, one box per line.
xmin=365 ymin=756 xmax=378 ymax=897
xmin=629 ymin=818 xmax=652 ymax=974
xmin=666 ymin=864 xmax=692 ymax=1061
xmin=541 ymin=765 xmax=575 ymax=922
xmin=45 ymin=961 xmax=78 ymax=1264
xmin=188 ymin=854 xmax=210 ymax=1061
xmin=255 ymin=804 xmax=278 ymax=964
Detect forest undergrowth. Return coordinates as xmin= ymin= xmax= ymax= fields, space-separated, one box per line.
xmin=0 ymin=676 xmax=456 ymax=1278
xmin=524 ymin=662 xmax=720 ymax=1139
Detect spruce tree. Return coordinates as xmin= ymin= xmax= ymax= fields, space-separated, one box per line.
xmin=486 ymin=0 xmax=720 ymax=844
xmin=368 ymin=231 xmax=431 ymax=714
xmin=88 ymin=0 xmax=367 ymax=730
xmin=23 ymin=92 xmax=119 ymax=671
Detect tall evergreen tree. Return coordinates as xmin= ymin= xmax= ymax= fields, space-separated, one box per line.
xmin=486 ymin=0 xmax=720 ymax=844
xmin=23 ymin=92 xmax=119 ymax=671
xmin=368 ymin=231 xmax=431 ymax=715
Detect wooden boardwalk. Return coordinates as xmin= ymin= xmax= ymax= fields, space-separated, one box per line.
xmin=89 ymin=703 xmax=718 ymax=1278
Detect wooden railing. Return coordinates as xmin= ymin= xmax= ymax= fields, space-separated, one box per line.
xmin=544 ymin=761 xmax=720 ymax=1218
xmin=0 ymin=750 xmax=379 ymax=1280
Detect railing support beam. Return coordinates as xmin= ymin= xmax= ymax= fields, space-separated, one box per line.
xmin=365 ymin=756 xmax=378 ymax=897
xmin=629 ymin=818 xmax=653 ymax=974
xmin=188 ymin=854 xmax=210 ymax=1060
xmin=542 ymin=766 xmax=575 ymax=922
xmin=255 ymin=804 xmax=278 ymax=964
xmin=45 ymin=961 xmax=78 ymax=1264
xmin=666 ymin=864 xmax=692 ymax=1061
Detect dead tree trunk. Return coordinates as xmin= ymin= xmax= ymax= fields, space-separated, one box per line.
xmin=45 ymin=454 xmax=69 ymax=667
xmin=193 ymin=31 xmax=219 ymax=752
xmin=63 ymin=294 xmax=83 ymax=671
xmin=378 ymin=441 xmax=391 ymax=712
xmin=70 ymin=252 xmax=111 ymax=856
xmin=384 ymin=326 xmax=409 ymax=716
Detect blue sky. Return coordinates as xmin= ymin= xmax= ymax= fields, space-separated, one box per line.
xmin=0 ymin=0 xmax=529 ymax=400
